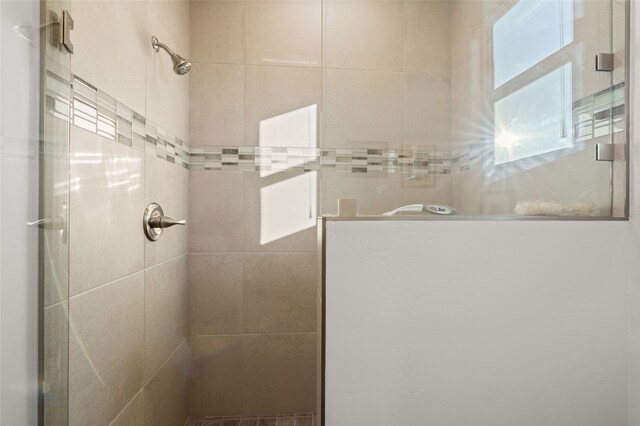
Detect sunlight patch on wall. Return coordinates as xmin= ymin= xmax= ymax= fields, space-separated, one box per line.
xmin=260 ymin=171 xmax=317 ymax=245
xmin=259 ymin=104 xmax=317 ymax=177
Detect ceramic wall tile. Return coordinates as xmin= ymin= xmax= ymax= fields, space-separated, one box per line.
xmin=190 ymin=64 xmax=245 ymax=146
xmin=189 ymin=253 xmax=244 ymax=335
xmin=245 ymin=1 xmax=321 ymax=68
xmin=323 ymin=68 xmax=403 ymax=149
xmin=324 ymin=1 xmax=404 ymax=71
xmin=243 ymin=171 xmax=318 ymax=252
xmin=189 ymin=335 xmax=245 ymax=417
xmin=145 ymin=154 xmax=189 ymax=268
xmin=404 ymin=72 xmax=451 ymax=146
xmin=244 ymin=65 xmax=321 ymax=147
xmin=71 ymin=0 xmax=147 ymax=113
xmin=243 ymin=253 xmax=317 ymax=333
xmin=144 ymin=341 xmax=190 ymax=426
xmin=144 ymin=256 xmax=188 ymax=381
xmin=111 ymin=390 xmax=144 ymax=426
xmin=69 ymin=126 xmax=144 ymax=296
xmin=190 ymin=1 xmax=245 ymax=64
xmin=243 ymin=333 xmax=316 ymax=414
xmin=404 ymin=1 xmax=450 ymax=74
xmin=189 ymin=171 xmax=244 ymax=252
xmin=146 ymin=5 xmax=190 ymax=143
xmin=69 ymin=272 xmax=144 ymax=426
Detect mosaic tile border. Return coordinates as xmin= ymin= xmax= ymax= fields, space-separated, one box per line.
xmin=188 ymin=146 xmax=453 ymax=175
xmin=574 ymin=82 xmax=625 ymax=142
xmin=45 ymin=72 xmax=625 ymax=175
xmin=71 ymin=75 xmax=191 ymax=168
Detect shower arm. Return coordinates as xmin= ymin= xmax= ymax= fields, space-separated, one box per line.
xmin=151 ymin=36 xmax=176 ymax=57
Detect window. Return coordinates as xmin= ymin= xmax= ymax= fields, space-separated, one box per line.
xmin=492 ymin=0 xmax=574 ymax=165
xmin=494 ymin=64 xmax=572 ymax=164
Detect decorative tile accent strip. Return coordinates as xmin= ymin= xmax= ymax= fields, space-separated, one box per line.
xmin=45 ymin=70 xmax=71 ymax=122
xmin=189 ymin=146 xmax=456 ymax=175
xmin=45 ymin=72 xmax=626 ymax=175
xmin=324 ymin=147 xmax=452 ymax=175
xmin=189 ymin=146 xmax=320 ymax=172
xmin=145 ymin=119 xmax=191 ymax=168
xmin=574 ymin=82 xmax=625 ymax=142
xmin=450 ymin=143 xmax=495 ymax=174
xmin=67 ymin=75 xmax=191 ymax=168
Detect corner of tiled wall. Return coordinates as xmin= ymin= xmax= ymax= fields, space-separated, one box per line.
xmin=187 ymin=0 xmax=321 ymax=417
xmin=187 ymin=170 xmax=319 ymax=417
xmin=67 ymin=1 xmax=191 ymax=425
xmin=185 ymin=0 xmax=461 ymax=418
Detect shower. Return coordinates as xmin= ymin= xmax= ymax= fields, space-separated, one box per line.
xmin=151 ymin=35 xmax=191 ymax=75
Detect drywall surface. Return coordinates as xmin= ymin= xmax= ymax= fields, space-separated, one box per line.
xmin=0 ymin=0 xmax=40 ymax=424
xmin=325 ymin=220 xmax=629 ymax=426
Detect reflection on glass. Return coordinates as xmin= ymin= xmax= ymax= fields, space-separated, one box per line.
xmin=493 ymin=0 xmax=573 ymax=88
xmin=494 ymin=64 xmax=573 ymax=164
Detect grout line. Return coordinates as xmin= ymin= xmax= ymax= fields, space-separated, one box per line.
xmin=241 ymin=250 xmax=246 ymax=334
xmin=188 ymin=252 xmax=246 ymax=255
xmin=69 ymin=269 xmax=144 ymax=300
xmin=144 ymin=252 xmax=190 ymax=272
xmin=43 ymin=298 xmax=68 ymax=311
xmin=241 ymin=251 xmax=319 ymax=255
xmin=108 ymin=387 xmax=144 ymax=426
xmin=191 ymin=60 xmax=431 ymax=74
xmin=68 ymin=252 xmax=189 ymax=301
xmin=242 ymin=0 xmax=247 ymax=152
xmin=143 ymin=338 xmax=188 ymax=390
xmin=194 ymin=332 xmax=317 ymax=338
xmin=142 ymin=6 xmax=149 ymax=400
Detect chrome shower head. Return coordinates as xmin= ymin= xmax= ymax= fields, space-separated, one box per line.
xmin=151 ymin=36 xmax=191 ymax=75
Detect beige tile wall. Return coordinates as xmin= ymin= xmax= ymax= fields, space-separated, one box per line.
xmin=67 ymin=1 xmax=191 ymax=424
xmin=188 ymin=0 xmax=322 ymax=416
xmin=187 ymin=171 xmax=319 ymax=416
xmin=186 ymin=0 xmax=453 ymax=416
xmin=321 ymin=0 xmax=454 ymax=214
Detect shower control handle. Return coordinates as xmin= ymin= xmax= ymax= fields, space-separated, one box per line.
xmin=148 ymin=216 xmax=186 ymax=229
xmin=143 ymin=202 xmax=186 ymax=241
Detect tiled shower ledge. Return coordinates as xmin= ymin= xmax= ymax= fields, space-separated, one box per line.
xmin=186 ymin=412 xmax=316 ymax=426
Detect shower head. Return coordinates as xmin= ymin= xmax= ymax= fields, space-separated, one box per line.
xmin=151 ymin=36 xmax=191 ymax=75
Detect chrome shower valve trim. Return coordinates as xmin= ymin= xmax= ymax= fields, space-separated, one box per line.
xmin=143 ymin=202 xmax=186 ymax=241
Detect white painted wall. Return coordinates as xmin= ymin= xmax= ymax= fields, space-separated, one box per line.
xmin=0 ymin=0 xmax=40 ymax=424
xmin=325 ymin=220 xmax=629 ymax=426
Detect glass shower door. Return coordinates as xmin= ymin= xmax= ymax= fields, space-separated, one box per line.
xmin=40 ymin=0 xmax=71 ymax=424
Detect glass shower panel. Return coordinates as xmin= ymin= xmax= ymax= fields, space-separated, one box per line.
xmin=41 ymin=0 xmax=71 ymax=424
xmin=319 ymin=0 xmax=626 ymax=218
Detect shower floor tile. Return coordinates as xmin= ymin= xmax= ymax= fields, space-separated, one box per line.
xmin=187 ymin=412 xmax=316 ymax=426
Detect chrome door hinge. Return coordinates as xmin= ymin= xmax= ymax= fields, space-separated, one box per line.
xmin=61 ymin=9 xmax=74 ymax=54
xmin=50 ymin=9 xmax=74 ymax=54
xmin=595 ymin=143 xmax=615 ymax=161
xmin=595 ymin=53 xmax=614 ymax=72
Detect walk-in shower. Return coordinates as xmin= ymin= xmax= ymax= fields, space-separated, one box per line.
xmin=22 ymin=0 xmax=631 ymax=424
